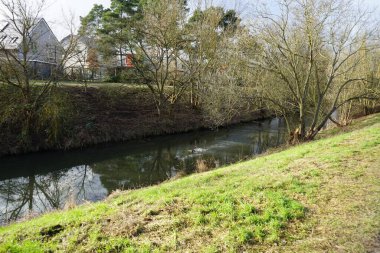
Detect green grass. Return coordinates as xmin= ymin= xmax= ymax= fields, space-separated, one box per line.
xmin=58 ymin=81 xmax=146 ymax=89
xmin=0 ymin=114 xmax=379 ymax=252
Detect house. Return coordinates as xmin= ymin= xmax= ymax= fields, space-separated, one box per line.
xmin=61 ymin=35 xmax=108 ymax=80
xmin=114 ymin=49 xmax=134 ymax=68
xmin=61 ymin=35 xmax=136 ymax=81
xmin=0 ymin=18 xmax=61 ymax=79
xmin=61 ymin=35 xmax=91 ymax=78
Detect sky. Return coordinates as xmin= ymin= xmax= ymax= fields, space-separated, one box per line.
xmin=6 ymin=0 xmax=380 ymax=40
xmin=32 ymin=0 xmax=258 ymax=39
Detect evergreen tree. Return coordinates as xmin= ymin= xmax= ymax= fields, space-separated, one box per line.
xmin=79 ymin=0 xmax=142 ymax=66
xmin=79 ymin=4 xmax=105 ymax=39
xmin=188 ymin=7 xmax=240 ymax=32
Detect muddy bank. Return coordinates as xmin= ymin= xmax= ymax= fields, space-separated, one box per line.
xmin=0 ymin=86 xmax=270 ymax=157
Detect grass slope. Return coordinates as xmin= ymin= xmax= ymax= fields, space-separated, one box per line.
xmin=0 ymin=114 xmax=379 ymax=253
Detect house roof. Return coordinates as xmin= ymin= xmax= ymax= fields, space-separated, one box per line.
xmin=60 ymin=34 xmax=92 ymax=47
xmin=0 ymin=18 xmax=59 ymax=50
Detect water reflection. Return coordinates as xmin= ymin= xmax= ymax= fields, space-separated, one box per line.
xmin=0 ymin=118 xmax=287 ymax=224
xmin=0 ymin=165 xmax=107 ymax=224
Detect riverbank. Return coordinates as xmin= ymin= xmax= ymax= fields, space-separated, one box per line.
xmin=1 ymin=113 xmax=379 ymax=252
xmin=0 ymin=84 xmax=269 ymax=157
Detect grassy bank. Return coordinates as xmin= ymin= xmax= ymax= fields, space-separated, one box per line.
xmin=0 ymin=84 xmax=266 ymax=157
xmin=0 ymin=114 xmax=379 ymax=252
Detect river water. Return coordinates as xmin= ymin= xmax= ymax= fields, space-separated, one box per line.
xmin=0 ymin=118 xmax=287 ymax=225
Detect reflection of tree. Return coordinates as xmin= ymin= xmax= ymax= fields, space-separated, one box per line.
xmin=0 ymin=166 xmax=105 ymax=225
xmin=92 ymin=144 xmax=184 ymax=191
xmin=251 ymin=119 xmax=286 ymax=155
xmin=0 ymin=180 xmax=29 ymax=222
xmin=0 ymin=118 xmax=289 ymax=224
xmin=76 ymin=165 xmax=88 ymax=200
xmin=92 ymin=119 xmax=288 ymax=193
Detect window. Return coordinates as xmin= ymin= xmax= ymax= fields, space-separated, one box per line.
xmin=30 ymin=42 xmax=38 ymax=53
xmin=47 ymin=45 xmax=57 ymax=62
xmin=0 ymin=35 xmax=7 ymax=43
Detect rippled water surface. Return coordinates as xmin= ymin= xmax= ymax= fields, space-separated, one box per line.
xmin=0 ymin=118 xmax=287 ymax=224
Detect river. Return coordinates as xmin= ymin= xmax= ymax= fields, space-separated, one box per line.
xmin=0 ymin=117 xmax=287 ymax=225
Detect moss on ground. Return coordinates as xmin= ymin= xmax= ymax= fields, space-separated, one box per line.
xmin=0 ymin=114 xmax=379 ymax=252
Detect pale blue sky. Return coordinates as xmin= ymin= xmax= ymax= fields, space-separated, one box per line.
xmin=44 ymin=0 xmax=253 ymax=39
xmin=36 ymin=0 xmax=380 ymax=39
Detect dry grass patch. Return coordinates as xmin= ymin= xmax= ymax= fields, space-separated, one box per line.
xmin=0 ymin=114 xmax=379 ymax=252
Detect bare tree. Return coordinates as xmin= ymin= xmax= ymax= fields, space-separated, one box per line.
xmin=127 ymin=0 xmax=192 ymax=116
xmin=0 ymin=0 xmax=79 ymax=146
xmin=61 ymin=35 xmax=92 ymax=90
xmin=197 ymin=29 xmax=251 ymax=127
xmin=250 ymin=0 xmax=379 ymax=142
xmin=183 ymin=4 xmax=251 ymax=126
xmin=87 ymin=48 xmax=100 ymax=80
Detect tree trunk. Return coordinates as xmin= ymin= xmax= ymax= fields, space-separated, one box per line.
xmin=299 ymin=104 xmax=306 ymax=139
xmin=28 ymin=174 xmax=35 ymax=212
